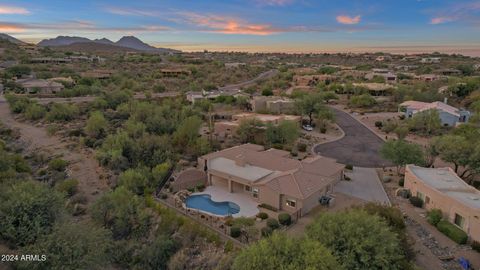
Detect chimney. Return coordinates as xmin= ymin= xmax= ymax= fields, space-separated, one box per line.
xmin=444 ymin=97 xmax=448 ymax=104
xmin=235 ymin=154 xmax=247 ymax=167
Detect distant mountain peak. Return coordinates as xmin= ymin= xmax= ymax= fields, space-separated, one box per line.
xmin=37 ymin=35 xmax=180 ymax=53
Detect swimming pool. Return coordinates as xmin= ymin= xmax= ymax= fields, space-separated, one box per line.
xmin=185 ymin=194 xmax=240 ymax=216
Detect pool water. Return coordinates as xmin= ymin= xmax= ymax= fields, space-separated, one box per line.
xmin=186 ymin=194 xmax=240 ymax=216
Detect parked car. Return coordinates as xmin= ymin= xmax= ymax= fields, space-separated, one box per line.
xmin=302 ymin=124 xmax=313 ymax=131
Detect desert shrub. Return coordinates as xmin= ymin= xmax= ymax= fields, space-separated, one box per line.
xmin=25 ymin=104 xmax=46 ymax=120
xmin=278 ymin=213 xmax=292 ymax=226
xmin=471 ymin=241 xmax=480 ymax=252
xmin=256 ymin=212 xmax=268 ymax=220
xmin=266 ymin=218 xmax=279 ymax=230
xmin=230 ymin=225 xmax=241 ymax=238
xmin=345 ymin=164 xmax=353 ymax=170
xmin=426 ymin=209 xmax=443 ymax=226
xmin=46 ymin=103 xmax=79 ymax=122
xmin=55 ymin=179 xmax=79 ymax=197
xmin=261 ymin=226 xmax=273 ymax=237
xmin=409 ymin=196 xmax=423 ymax=208
xmin=297 ymin=142 xmax=307 ymax=152
xmin=48 ymin=158 xmax=68 ymax=172
xmin=375 ymin=121 xmax=383 ymax=128
xmin=436 ymin=220 xmax=468 ymax=244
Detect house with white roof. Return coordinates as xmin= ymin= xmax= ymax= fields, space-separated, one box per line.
xmin=404 ymin=165 xmax=480 ymax=242
xmin=399 ymin=100 xmax=470 ymax=126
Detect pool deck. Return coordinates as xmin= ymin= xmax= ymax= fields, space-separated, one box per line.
xmin=194 ymin=186 xmax=260 ymax=217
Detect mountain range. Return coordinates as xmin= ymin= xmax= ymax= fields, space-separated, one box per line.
xmin=0 ymin=33 xmax=26 ymax=45
xmin=37 ymin=35 xmax=179 ymax=53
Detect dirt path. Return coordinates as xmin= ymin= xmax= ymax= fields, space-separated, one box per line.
xmin=0 ymin=95 xmax=109 ymax=205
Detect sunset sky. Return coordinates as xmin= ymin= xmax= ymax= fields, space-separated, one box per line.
xmin=2 ymin=0 xmax=480 ymax=55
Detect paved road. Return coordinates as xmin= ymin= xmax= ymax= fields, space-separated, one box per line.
xmin=314 ymin=107 xmax=392 ymax=168
xmin=335 ymin=167 xmax=390 ymax=205
xmin=219 ymin=69 xmax=278 ymax=91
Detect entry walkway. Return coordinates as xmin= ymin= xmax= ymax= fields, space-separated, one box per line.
xmin=195 ymin=186 xmax=259 ymax=217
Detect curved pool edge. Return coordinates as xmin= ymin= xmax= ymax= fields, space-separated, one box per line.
xmin=184 ymin=194 xmax=241 ymax=217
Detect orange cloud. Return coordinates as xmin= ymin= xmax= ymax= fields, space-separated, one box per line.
xmin=0 ymin=5 xmax=30 ymax=15
xmin=336 ymin=15 xmax=361 ymax=25
xmin=430 ymin=16 xmax=454 ymax=24
xmin=176 ymin=12 xmax=282 ymax=35
xmin=0 ymin=23 xmax=25 ymax=33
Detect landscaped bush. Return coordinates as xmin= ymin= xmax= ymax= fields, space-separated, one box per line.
xmin=375 ymin=121 xmax=383 ymax=128
xmin=399 ymin=178 xmax=405 ymax=187
xmin=278 ymin=213 xmax=292 ymax=226
xmin=48 ymin=158 xmax=69 ymax=172
xmin=266 ymin=218 xmax=279 ymax=230
xmin=256 ymin=212 xmax=268 ymax=220
xmin=471 ymin=241 xmax=480 ymax=253
xmin=261 ymin=226 xmax=272 ymax=237
xmin=196 ymin=184 xmax=205 ymax=191
xmin=259 ymin=203 xmax=278 ymax=212
xmin=297 ymin=142 xmax=307 ymax=152
xmin=230 ymin=225 xmax=241 ymax=238
xmin=426 ymin=209 xmax=443 ymax=226
xmin=436 ymin=220 xmax=468 ymax=244
xmin=345 ymin=164 xmax=353 ymax=170
xmin=55 ymin=179 xmax=79 ymax=197
xmin=320 ymin=127 xmax=327 ymax=134
xmin=409 ymin=196 xmax=423 ymax=208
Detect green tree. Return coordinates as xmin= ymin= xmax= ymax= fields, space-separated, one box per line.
xmin=232 ymin=233 xmax=342 ymax=270
xmin=408 ymin=109 xmax=441 ymax=135
xmin=295 ymin=93 xmax=326 ymax=125
xmin=18 ymin=222 xmax=112 ymax=270
xmin=432 ymin=135 xmax=480 ymax=182
xmin=90 ymin=187 xmax=151 ymax=240
xmin=349 ymin=94 xmax=376 ymax=108
xmin=173 ymin=116 xmax=202 ymax=147
xmin=118 ymin=167 xmax=152 ymax=195
xmin=380 ymin=139 xmax=425 ymax=173
xmin=236 ymin=118 xmax=264 ymax=144
xmin=85 ymin=111 xmax=108 ymax=139
xmin=0 ymin=181 xmax=64 ymax=247
xmin=138 ymin=235 xmax=178 ymax=270
xmin=306 ymin=210 xmax=405 ymax=270
xmin=265 ymin=120 xmax=299 ymax=147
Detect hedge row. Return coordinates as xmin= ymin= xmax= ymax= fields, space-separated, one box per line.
xmin=436 ymin=220 xmax=468 ymax=244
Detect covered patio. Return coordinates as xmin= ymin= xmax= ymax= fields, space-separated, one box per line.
xmin=194 ymin=185 xmax=259 ymax=217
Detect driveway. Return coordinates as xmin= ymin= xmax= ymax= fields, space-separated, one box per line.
xmin=335 ymin=167 xmax=390 ymax=205
xmin=314 ymin=107 xmax=392 ymax=168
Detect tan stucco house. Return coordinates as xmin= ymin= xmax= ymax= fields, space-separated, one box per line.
xmin=405 ymin=165 xmax=480 ymax=242
xmin=198 ymin=144 xmax=345 ymax=217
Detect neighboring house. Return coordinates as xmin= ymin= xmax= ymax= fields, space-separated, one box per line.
xmin=81 ymin=70 xmax=114 ymax=79
xmin=352 ymin=83 xmax=395 ymax=96
xmin=198 ymin=144 xmax=345 ymax=217
xmin=293 ymin=74 xmax=337 ymax=87
xmin=420 ymin=57 xmax=441 ymax=64
xmin=404 ymin=165 xmax=480 ymax=242
xmin=16 ymin=78 xmax=64 ymax=94
xmin=47 ymin=77 xmax=75 ymax=85
xmin=214 ymin=113 xmax=301 ymax=140
xmin=416 ymin=74 xmax=441 ymax=82
xmin=365 ymin=68 xmax=397 ymax=83
xmin=225 ymin=62 xmax=247 ymax=69
xmin=186 ymin=89 xmax=247 ymax=104
xmin=399 ymin=100 xmax=470 ymax=126
xmin=30 ymin=57 xmax=72 ymax=64
xmin=250 ymin=96 xmax=295 ymax=114
xmin=160 ymin=68 xmax=191 ymax=77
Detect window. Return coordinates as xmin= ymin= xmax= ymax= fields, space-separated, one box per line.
xmin=245 ymin=186 xmax=251 ymax=192
xmin=286 ymin=199 xmax=296 ymax=208
xmin=454 ymin=213 xmax=465 ymax=229
xmin=252 ymin=188 xmax=259 ymax=198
